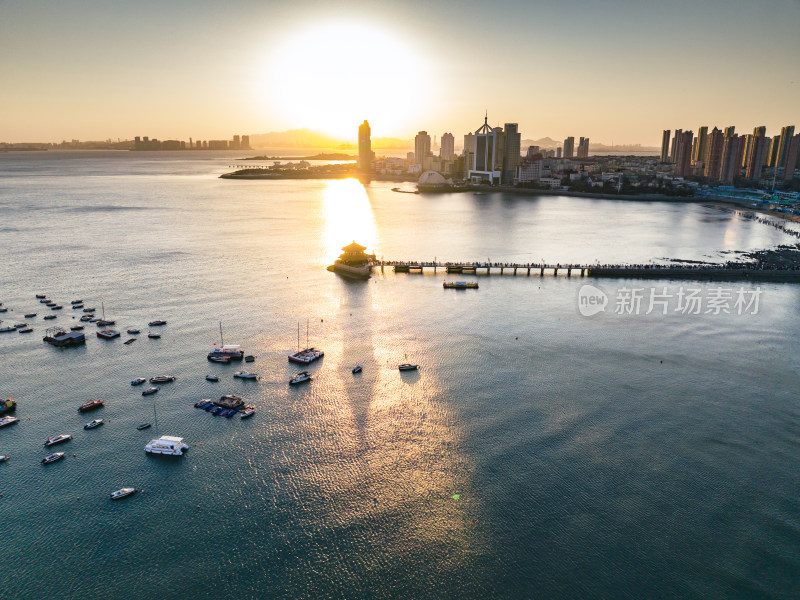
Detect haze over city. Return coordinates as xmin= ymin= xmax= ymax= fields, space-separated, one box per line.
xmin=2 ymin=0 xmax=798 ymax=145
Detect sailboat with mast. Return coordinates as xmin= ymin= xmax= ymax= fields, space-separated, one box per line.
xmin=96 ymin=302 xmax=115 ymax=326
xmin=207 ymin=321 xmax=244 ymax=361
xmin=288 ymin=319 xmax=324 ymax=364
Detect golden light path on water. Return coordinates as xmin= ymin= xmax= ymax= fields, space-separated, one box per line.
xmin=321 ymin=178 xmax=378 ymax=265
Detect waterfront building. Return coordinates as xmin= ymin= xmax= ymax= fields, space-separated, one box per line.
xmin=467 ymin=114 xmax=502 ymax=184
xmin=563 ymin=136 xmax=575 ymax=159
xmin=502 ymin=123 xmax=521 ymax=184
xmin=358 ymin=120 xmax=373 ymax=173
xmin=208 ymin=140 xmax=229 ymax=150
xmin=776 ymin=126 xmax=795 ymax=168
xmin=241 ymin=135 xmax=250 ymax=150
xmin=693 ymin=126 xmax=708 ymax=165
xmin=704 ymin=127 xmax=724 ymax=180
xmin=440 ymin=132 xmax=455 ymax=160
xmin=784 ymin=134 xmax=800 ymax=181
xmin=660 ymin=130 xmax=671 ymax=162
xmin=674 ymin=130 xmax=694 ymax=177
xmin=414 ymin=131 xmax=431 ymax=165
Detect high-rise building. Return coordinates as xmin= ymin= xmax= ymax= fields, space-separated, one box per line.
xmin=776 ymin=126 xmax=795 ymax=168
xmin=670 ymin=129 xmax=683 ymax=163
xmin=414 ymin=131 xmax=431 ymax=165
xmin=741 ymin=134 xmax=753 ymax=168
xmin=440 ymin=132 xmax=455 ymax=160
xmin=358 ymin=120 xmax=373 ymax=173
xmin=724 ymin=126 xmax=735 ymax=138
xmin=783 ymin=134 xmax=800 ymax=181
xmin=693 ymin=126 xmax=709 ymax=165
xmin=720 ymin=134 xmax=743 ymax=184
xmin=563 ymin=136 xmax=575 ymax=159
xmin=767 ymin=135 xmax=782 ymax=167
xmin=502 ymin=123 xmax=521 ymax=184
xmin=467 ymin=114 xmax=502 ymax=183
xmin=746 ymin=128 xmax=769 ymax=180
xmin=660 ymin=130 xmax=671 ymax=162
xmin=674 ymin=131 xmax=694 ymax=177
xmin=704 ymin=127 xmax=724 ymax=180
xmin=241 ymin=135 xmax=250 ymax=150
xmin=577 ymin=137 xmax=590 ymax=159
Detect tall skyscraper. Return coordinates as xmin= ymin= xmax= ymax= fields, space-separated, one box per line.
xmin=783 ymin=134 xmax=800 ymax=181
xmin=577 ymin=137 xmax=590 ymax=159
xmin=724 ymin=126 xmax=735 ymax=138
xmin=767 ymin=135 xmax=782 ymax=167
xmin=414 ymin=131 xmax=431 ymax=166
xmin=440 ymin=132 xmax=455 ymax=160
xmin=704 ymin=127 xmax=724 ymax=180
xmin=660 ymin=130 xmax=671 ymax=162
xmin=741 ymin=134 xmax=753 ymax=168
xmin=720 ymin=134 xmax=743 ymax=184
xmin=467 ymin=114 xmax=502 ymax=183
xmin=776 ymin=125 xmax=795 ymax=168
xmin=563 ymin=136 xmax=575 ymax=159
xmin=670 ymin=128 xmax=683 ymax=163
xmin=358 ymin=120 xmax=373 ymax=173
xmin=674 ymin=131 xmax=694 ymax=177
xmin=693 ymin=126 xmax=709 ymax=165
xmin=746 ymin=128 xmax=769 ymax=180
xmin=502 ymin=123 xmax=521 ymax=184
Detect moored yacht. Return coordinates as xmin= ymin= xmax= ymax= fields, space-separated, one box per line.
xmin=148 ymin=320 xmax=167 ymax=326
xmin=131 ymin=377 xmax=146 ymax=386
xmin=208 ymin=345 xmax=244 ymax=361
xmin=44 ymin=434 xmax=72 ymax=447
xmin=0 ymin=416 xmax=19 ymax=428
xmin=289 ymin=371 xmax=312 ymax=385
xmin=398 ymin=363 xmax=419 ymax=371
xmin=41 ymin=452 xmax=65 ymax=465
xmin=84 ymin=419 xmax=103 ymax=429
xmin=97 ymin=329 xmax=120 ymax=339
xmin=142 ymin=387 xmax=159 ymax=396
xmin=110 ymin=487 xmax=138 ymax=500
xmin=144 ymin=436 xmax=188 ymax=456
xmin=78 ymin=399 xmax=104 ymax=412
xmin=233 ymin=371 xmax=258 ymax=380
xmin=240 ymin=407 xmax=256 ymax=419
xmin=149 ymin=375 xmax=176 ymax=384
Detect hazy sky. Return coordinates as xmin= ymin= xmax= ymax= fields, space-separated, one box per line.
xmin=2 ymin=0 xmax=799 ymax=145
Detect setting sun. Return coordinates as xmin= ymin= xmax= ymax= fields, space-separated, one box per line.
xmin=263 ymin=21 xmax=431 ymax=139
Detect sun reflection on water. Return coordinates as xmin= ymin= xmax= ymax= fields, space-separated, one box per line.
xmin=321 ymin=179 xmax=378 ymax=265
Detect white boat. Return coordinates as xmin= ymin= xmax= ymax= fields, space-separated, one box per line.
xmin=131 ymin=377 xmax=146 ymax=386
xmin=289 ymin=371 xmax=312 ymax=385
xmin=233 ymin=371 xmax=258 ymax=380
xmin=208 ymin=355 xmax=230 ymax=364
xmin=84 ymin=419 xmax=104 ymax=430
xmin=144 ymin=435 xmax=188 ymax=456
xmin=0 ymin=416 xmax=19 ymax=428
xmin=288 ymin=320 xmax=324 ymax=364
xmin=45 ymin=434 xmax=72 ymax=447
xmin=41 ymin=452 xmax=65 ymax=465
xmin=398 ymin=363 xmax=419 ymax=371
xmin=207 ymin=323 xmax=244 ymax=361
xmin=110 ymin=487 xmax=138 ymax=500
xmin=240 ymin=407 xmax=255 ymax=419
xmin=0 ymin=455 xmax=9 ymax=462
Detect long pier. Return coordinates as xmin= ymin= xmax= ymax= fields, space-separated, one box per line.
xmin=372 ymin=261 xmax=800 ymax=282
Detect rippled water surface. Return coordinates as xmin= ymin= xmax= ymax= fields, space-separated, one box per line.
xmin=1 ymin=151 xmax=799 ymax=599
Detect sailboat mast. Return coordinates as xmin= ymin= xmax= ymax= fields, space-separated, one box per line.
xmin=306 ymin=318 xmax=309 ymax=349
xmin=219 ymin=321 xmax=224 ymax=347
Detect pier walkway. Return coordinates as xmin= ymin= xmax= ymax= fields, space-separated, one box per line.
xmin=373 ymin=261 xmax=800 ymax=283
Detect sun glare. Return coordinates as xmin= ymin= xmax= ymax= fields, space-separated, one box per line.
xmin=264 ymin=21 xmax=430 ymax=139
xmin=321 ymin=179 xmax=378 ymax=264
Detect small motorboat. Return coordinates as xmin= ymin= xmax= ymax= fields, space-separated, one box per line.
xmin=96 ymin=319 xmax=115 ymax=326
xmin=97 ymin=329 xmax=120 ymax=339
xmin=289 ymin=371 xmax=312 ymax=385
xmin=43 ymin=314 xmax=57 ymax=320
xmin=136 ymin=423 xmax=152 ymax=430
xmin=18 ymin=327 xmax=33 ymax=334
xmin=46 ymin=302 xmax=57 ymax=307
xmin=24 ymin=313 xmax=37 ymax=318
xmin=195 ymin=399 xmax=212 ymax=408
xmin=0 ymin=416 xmax=20 ymax=428
xmin=148 ymin=320 xmax=167 ymax=326
xmin=0 ymin=324 xmax=16 ymax=333
xmin=80 ymin=315 xmax=93 ymax=322
xmin=205 ymin=375 xmax=219 ymax=382
xmin=78 ymin=399 xmax=104 ymax=412
xmin=124 ymin=338 xmax=136 ymax=345
xmin=142 ymin=387 xmax=159 ymax=396
xmin=51 ymin=305 xmax=63 ymax=310
xmin=13 ymin=323 xmax=27 ymax=329
xmin=398 ymin=364 xmax=419 ymax=371
xmin=110 ymin=487 xmax=138 ymax=500
xmin=131 ymin=377 xmax=146 ymax=386
xmin=70 ymin=325 xmax=84 ymax=331
xmin=83 ymin=307 xmax=96 ymax=312
xmin=0 ymin=307 xmax=6 ymax=313
xmin=72 ymin=304 xmax=84 ymax=310
xmin=89 ymin=318 xmax=101 ymax=323
xmin=127 ymin=329 xmax=140 ymax=335
xmin=41 ymin=452 xmax=65 ymax=465
xmin=240 ymin=407 xmax=256 ymax=419
xmin=148 ymin=333 xmax=161 ymax=339
xmin=36 ymin=294 xmax=47 ymax=299
xmin=40 ymin=299 xmax=52 ymax=304
xmin=0 ymin=455 xmax=9 ymax=462
xmin=84 ymin=419 xmax=104 ymax=430
xmin=71 ymin=299 xmax=83 ymax=305
xmin=233 ymin=371 xmax=258 ymax=380
xmin=208 ymin=356 xmax=230 ymax=364
xmin=45 ymin=434 xmax=72 ymax=447
xmin=352 ymin=365 xmax=363 ymax=374
xmin=149 ymin=375 xmax=175 ymax=384
xmin=244 ymin=355 xmax=255 ymax=363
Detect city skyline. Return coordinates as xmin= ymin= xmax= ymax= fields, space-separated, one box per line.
xmin=2 ymin=0 xmax=799 ymax=145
